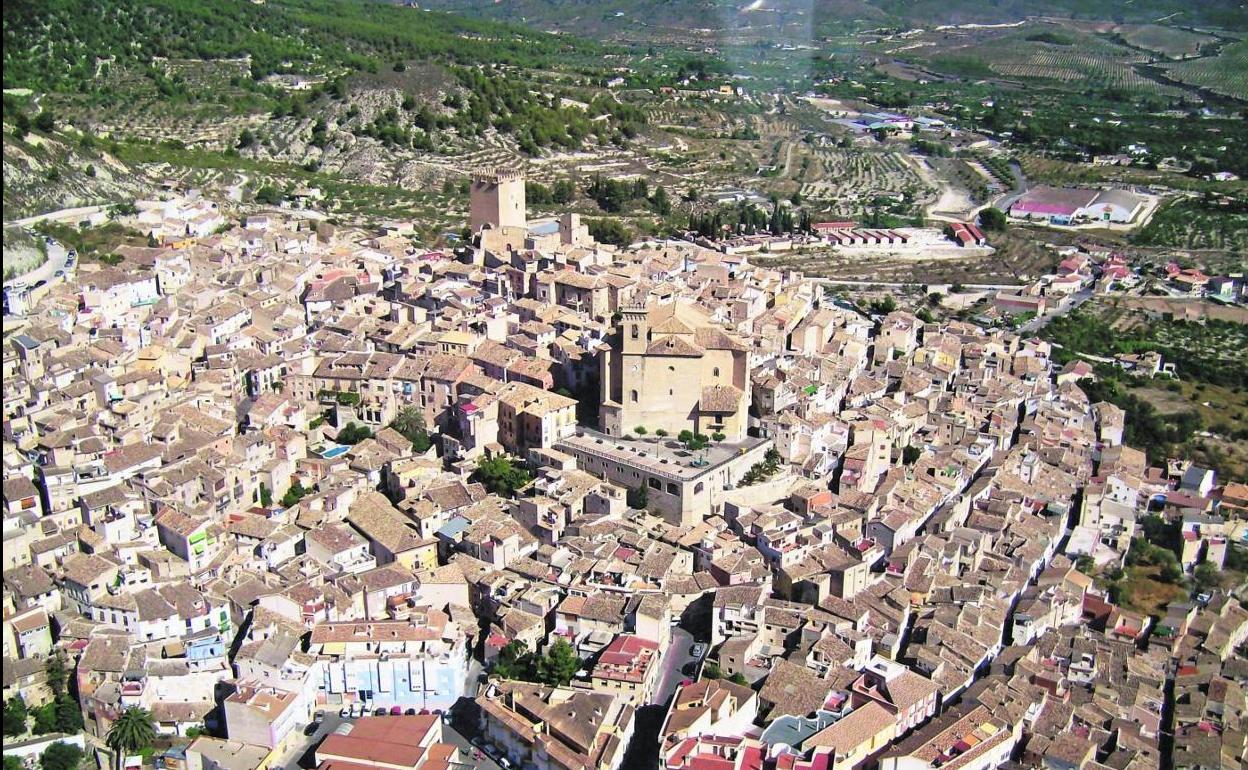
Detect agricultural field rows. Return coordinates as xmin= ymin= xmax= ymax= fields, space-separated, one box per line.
xmin=1161 ymin=40 xmax=1248 ymax=100
xmin=988 ymin=49 xmax=1181 ymax=94
xmin=798 ymin=149 xmax=929 ymax=215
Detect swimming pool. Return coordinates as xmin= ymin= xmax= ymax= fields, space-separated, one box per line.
xmin=320 ymin=444 xmax=350 ymax=459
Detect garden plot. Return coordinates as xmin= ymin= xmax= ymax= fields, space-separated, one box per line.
xmin=799 ymin=149 xmax=930 ymax=215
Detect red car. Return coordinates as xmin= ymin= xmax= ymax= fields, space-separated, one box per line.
xmin=389 ymin=706 xmax=402 ymax=715
xmin=679 ymin=678 xmax=694 ymax=687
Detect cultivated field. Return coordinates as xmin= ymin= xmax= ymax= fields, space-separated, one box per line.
xmin=798 ymin=148 xmax=931 ymax=216
xmin=1161 ymin=39 xmax=1248 ymax=100
xmin=1116 ymin=24 xmax=1216 ymax=59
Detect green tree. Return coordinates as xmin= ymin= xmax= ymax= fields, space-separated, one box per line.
xmin=1075 ymin=554 xmax=1096 ymax=574
xmin=280 ymin=480 xmax=308 ymax=508
xmin=537 ymin=639 xmax=580 ymax=686
xmin=3 ymin=695 xmax=28 ymax=737
xmin=1193 ymin=563 xmax=1219 ymax=592
xmin=54 ymin=697 xmax=82 ymax=734
xmin=587 ymin=218 xmax=631 ymax=246
xmin=34 ymin=110 xmax=55 ymax=132
xmin=31 ymin=703 xmax=58 ymax=734
xmin=702 ymin=661 xmax=722 ymax=679
xmin=46 ymin=655 xmax=67 ymax=699
xmin=6 ymin=754 xmax=22 ymax=770
xmin=492 ymin=641 xmax=533 ymax=680
xmin=253 ymin=185 xmax=282 ymax=205
xmin=391 ymin=407 xmax=432 ymax=453
xmin=259 ymin=484 xmax=273 ymax=507
xmin=336 ymin=422 xmax=373 ymax=445
xmin=13 ymin=112 xmax=31 ymax=140
xmin=634 ymin=426 xmax=647 ymax=435
xmin=471 ymin=456 xmax=532 ymax=497
xmin=728 ymin=673 xmax=749 ymax=686
xmin=106 ymin=707 xmax=157 ymax=759
xmin=902 ymin=446 xmax=921 ymax=465
xmin=626 ymin=485 xmax=648 ymax=509
xmin=978 ymin=207 xmax=1007 ymax=232
xmin=39 ymin=742 xmax=82 ymax=770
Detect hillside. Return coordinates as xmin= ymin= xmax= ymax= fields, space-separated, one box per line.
xmin=414 ymin=0 xmax=1248 ymax=40
xmin=2 ymin=0 xmax=601 ymax=94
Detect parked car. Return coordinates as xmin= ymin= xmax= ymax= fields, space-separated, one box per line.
xmin=679 ymin=679 xmax=694 ymax=687
xmin=54 ymin=270 xmax=65 ymax=277
xmin=303 ymin=722 xmax=319 ymax=736
xmin=389 ymin=706 xmax=402 ymax=716
xmin=373 ymin=707 xmax=388 ymax=716
xmin=404 ymin=708 xmax=417 ymax=716
xmin=690 ymin=643 xmax=707 ymax=659
xmin=312 ymin=712 xmax=325 ymax=726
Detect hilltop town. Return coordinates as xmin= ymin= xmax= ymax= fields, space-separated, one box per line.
xmin=2 ymin=166 xmax=1246 ymax=770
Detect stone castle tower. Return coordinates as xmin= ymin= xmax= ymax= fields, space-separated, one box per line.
xmin=469 ymin=169 xmax=526 ymax=233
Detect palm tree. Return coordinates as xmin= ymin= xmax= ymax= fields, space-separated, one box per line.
xmin=106 ymin=707 xmax=156 ymax=766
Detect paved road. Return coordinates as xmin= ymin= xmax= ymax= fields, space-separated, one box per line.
xmin=6 ymin=204 xmax=108 ymax=229
xmin=650 ymin=627 xmax=697 ymax=709
xmin=4 ymin=240 xmax=70 ymax=290
xmin=1019 ymin=287 xmax=1094 ymax=334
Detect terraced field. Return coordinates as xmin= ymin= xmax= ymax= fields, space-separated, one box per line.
xmin=1161 ymin=39 xmax=1248 ymax=100
xmin=989 ymin=49 xmax=1178 ymax=94
xmin=799 ymin=148 xmax=930 ymax=216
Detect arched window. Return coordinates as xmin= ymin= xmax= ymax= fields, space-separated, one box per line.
xmin=713 ymin=367 xmax=720 ymax=377
xmin=630 ymin=390 xmax=639 ymax=402
xmin=667 ymin=482 xmax=679 ymax=495
xmin=631 ymin=325 xmax=640 ymax=339
xmin=694 ymin=482 xmax=705 ymax=494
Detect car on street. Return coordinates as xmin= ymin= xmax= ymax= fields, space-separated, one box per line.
xmin=54 ymin=270 xmax=65 ymax=277
xmin=690 ymin=642 xmax=707 ymax=659
xmin=404 ymin=708 xmax=418 ymax=716
xmin=373 ymin=707 xmax=388 ymax=716
xmin=303 ymin=722 xmax=319 ymax=736
xmin=679 ymin=678 xmax=694 ymax=687
xmin=339 ymin=706 xmax=351 ymax=718
xmin=389 ymin=706 xmax=402 ymax=715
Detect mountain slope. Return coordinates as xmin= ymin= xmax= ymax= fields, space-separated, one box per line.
xmin=413 ymin=0 xmax=1248 ymax=40
xmin=2 ymin=0 xmax=601 ymax=93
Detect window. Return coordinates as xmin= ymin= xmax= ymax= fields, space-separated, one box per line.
xmin=648 ymin=478 xmax=661 ymax=490
xmin=713 ymin=367 xmax=720 ymax=377
xmin=631 ymin=390 xmax=639 ymax=402
xmin=667 ymin=482 xmax=678 ymax=495
xmin=631 ymin=325 xmax=639 ymax=339
xmin=694 ymin=482 xmax=704 ymax=494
